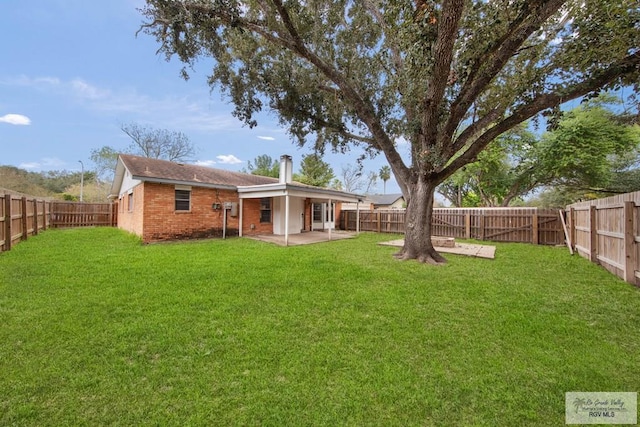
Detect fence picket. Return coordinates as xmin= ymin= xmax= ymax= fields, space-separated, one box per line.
xmin=567 ymin=191 xmax=640 ymax=286
xmin=340 ymin=207 xmax=564 ymax=245
xmin=0 ymin=193 xmax=117 ymax=253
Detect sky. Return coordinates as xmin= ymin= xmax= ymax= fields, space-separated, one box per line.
xmin=0 ymin=0 xmax=404 ymax=195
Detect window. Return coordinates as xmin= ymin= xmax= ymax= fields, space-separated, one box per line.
xmin=175 ymin=189 xmax=191 ymax=211
xmin=127 ymin=192 xmax=133 ymax=212
xmin=260 ymin=198 xmax=271 ymax=223
xmin=327 ymin=203 xmax=335 ymax=222
xmin=313 ymin=204 xmax=322 ymax=222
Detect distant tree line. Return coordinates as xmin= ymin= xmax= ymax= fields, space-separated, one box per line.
xmin=0 ymin=166 xmax=98 ymax=200
xmin=1 ymin=122 xmax=197 ymax=202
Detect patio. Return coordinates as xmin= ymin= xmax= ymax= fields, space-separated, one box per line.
xmin=247 ymin=230 xmax=356 ymax=246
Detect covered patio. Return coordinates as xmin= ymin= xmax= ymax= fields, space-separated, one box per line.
xmin=237 ymin=155 xmax=363 ymax=246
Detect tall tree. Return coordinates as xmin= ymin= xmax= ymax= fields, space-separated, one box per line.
xmin=121 ymin=122 xmax=196 ymax=162
xmin=338 ymin=164 xmax=364 ymax=193
xmin=294 ymin=154 xmax=335 ymax=187
xmin=338 ymin=163 xmax=376 ymax=193
xmin=243 ymin=154 xmax=280 ymax=177
xmin=140 ymin=0 xmax=640 ymax=263
xmin=441 ymin=102 xmax=640 ymax=207
xmin=379 ymin=166 xmax=391 ymax=195
xmin=90 ymin=145 xmax=120 ymax=182
xmin=438 ymin=124 xmax=540 ymax=207
xmin=441 ymin=100 xmax=640 ymax=206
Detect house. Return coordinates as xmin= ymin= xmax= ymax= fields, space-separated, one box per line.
xmin=108 ymin=154 xmax=363 ymax=244
xmin=341 ymin=193 xmax=406 ymax=211
xmin=368 ymin=194 xmax=405 ymax=209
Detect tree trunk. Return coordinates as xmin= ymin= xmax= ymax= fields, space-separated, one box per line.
xmin=395 ymin=177 xmax=447 ymax=264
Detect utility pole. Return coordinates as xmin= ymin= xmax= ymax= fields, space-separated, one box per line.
xmin=78 ymin=160 xmax=84 ymax=202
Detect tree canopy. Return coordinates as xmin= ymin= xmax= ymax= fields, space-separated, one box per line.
xmin=441 ymin=99 xmax=640 ymax=207
xmin=140 ymin=0 xmax=640 ymax=263
xmin=379 ymin=165 xmax=392 ymax=195
xmin=243 ymin=154 xmax=280 ymax=177
xmin=121 ymin=122 xmax=196 ymax=162
xmin=293 ymin=154 xmax=335 ymax=187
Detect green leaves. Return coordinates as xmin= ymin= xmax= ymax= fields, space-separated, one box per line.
xmin=293 ymin=153 xmax=335 ymax=187
xmin=439 ymin=97 xmax=640 ymax=206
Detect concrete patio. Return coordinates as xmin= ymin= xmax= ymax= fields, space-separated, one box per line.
xmin=247 ymin=230 xmax=356 ymax=246
xmin=379 ymin=239 xmax=496 ymax=259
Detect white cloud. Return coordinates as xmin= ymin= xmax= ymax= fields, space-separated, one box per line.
xmin=0 ymin=75 xmax=61 ymax=87
xmin=216 ymin=154 xmax=243 ymax=164
xmin=1 ymin=74 xmax=245 ymax=133
xmin=0 ymin=113 xmax=31 ymax=125
xmin=70 ymin=78 xmax=110 ymax=100
xmin=258 ymin=135 xmax=275 ymax=141
xmin=193 ymin=159 xmax=217 ymax=167
xmin=19 ymin=162 xmax=41 ymax=170
xmin=18 ymin=157 xmax=67 ymax=170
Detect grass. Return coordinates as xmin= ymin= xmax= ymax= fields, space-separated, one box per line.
xmin=1 ymin=228 xmax=639 ymax=426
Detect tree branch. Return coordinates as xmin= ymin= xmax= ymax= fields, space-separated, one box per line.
xmin=422 ymin=0 xmax=465 ymax=145
xmin=438 ymin=50 xmax=640 ymax=181
xmin=268 ymin=0 xmax=411 ymax=186
xmin=441 ymin=0 xmax=565 ymax=145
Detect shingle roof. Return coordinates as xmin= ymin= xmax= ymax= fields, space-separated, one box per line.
xmin=120 ymin=154 xmax=279 ymax=187
xmin=368 ymin=193 xmax=405 ymax=206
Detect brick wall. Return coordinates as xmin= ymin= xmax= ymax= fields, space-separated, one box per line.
xmin=241 ymin=198 xmax=274 ymax=235
xmin=116 ymin=181 xmax=275 ymax=242
xmin=141 ymin=183 xmax=245 ymax=242
xmin=304 ymin=199 xmax=312 ymax=231
xmin=117 ymin=184 xmax=144 ymax=238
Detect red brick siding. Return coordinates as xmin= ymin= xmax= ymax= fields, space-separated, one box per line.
xmin=241 ymin=198 xmax=273 ymax=235
xmin=117 ymin=184 xmax=144 ymax=238
xmin=140 ymin=182 xmax=243 ymax=242
xmin=304 ymin=199 xmax=312 ymax=231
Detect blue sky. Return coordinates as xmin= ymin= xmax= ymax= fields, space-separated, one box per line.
xmin=0 ymin=0 xmax=402 ymax=194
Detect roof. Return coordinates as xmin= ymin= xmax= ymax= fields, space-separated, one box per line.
xmin=237 ymin=182 xmax=363 ymax=203
xmin=368 ymin=193 xmax=405 ymax=206
xmin=109 ymin=154 xmax=363 ymax=203
xmin=120 ymin=154 xmax=278 ymax=187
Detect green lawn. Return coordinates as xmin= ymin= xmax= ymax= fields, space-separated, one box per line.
xmin=1 ymin=228 xmax=639 ymax=426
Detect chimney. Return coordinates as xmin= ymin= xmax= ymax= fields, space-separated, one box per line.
xmin=279 ymin=154 xmax=293 ymax=184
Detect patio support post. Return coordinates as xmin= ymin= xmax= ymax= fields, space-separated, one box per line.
xmin=284 ymin=194 xmax=290 ymax=246
xmin=238 ymin=198 xmax=243 ymax=237
xmin=328 ymin=198 xmax=332 ymax=241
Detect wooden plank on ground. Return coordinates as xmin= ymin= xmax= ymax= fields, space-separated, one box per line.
xmin=559 ymin=209 xmax=573 ymax=255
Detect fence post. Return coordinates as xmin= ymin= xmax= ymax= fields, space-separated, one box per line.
xmin=532 ymin=210 xmax=539 ymax=245
xmin=624 ymin=201 xmax=636 ymax=285
xmin=569 ymin=207 xmax=575 ymax=251
xmin=33 ymin=199 xmax=38 ymax=235
xmin=376 ymin=211 xmax=381 ymax=233
xmin=479 ymin=212 xmax=485 ymax=241
xmin=43 ymin=201 xmax=48 ymax=230
xmin=21 ymin=197 xmax=28 ymax=241
xmin=4 ymin=194 xmax=12 ymax=251
xmin=465 ymin=213 xmax=471 ymax=239
xmin=589 ymin=205 xmax=598 ymax=263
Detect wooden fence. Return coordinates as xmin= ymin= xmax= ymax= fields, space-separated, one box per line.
xmin=340 ymin=207 xmax=564 ymax=245
xmin=566 ymin=191 xmax=640 ymax=286
xmin=1 ymin=193 xmax=116 ymax=253
xmin=50 ymin=202 xmax=117 ymax=228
